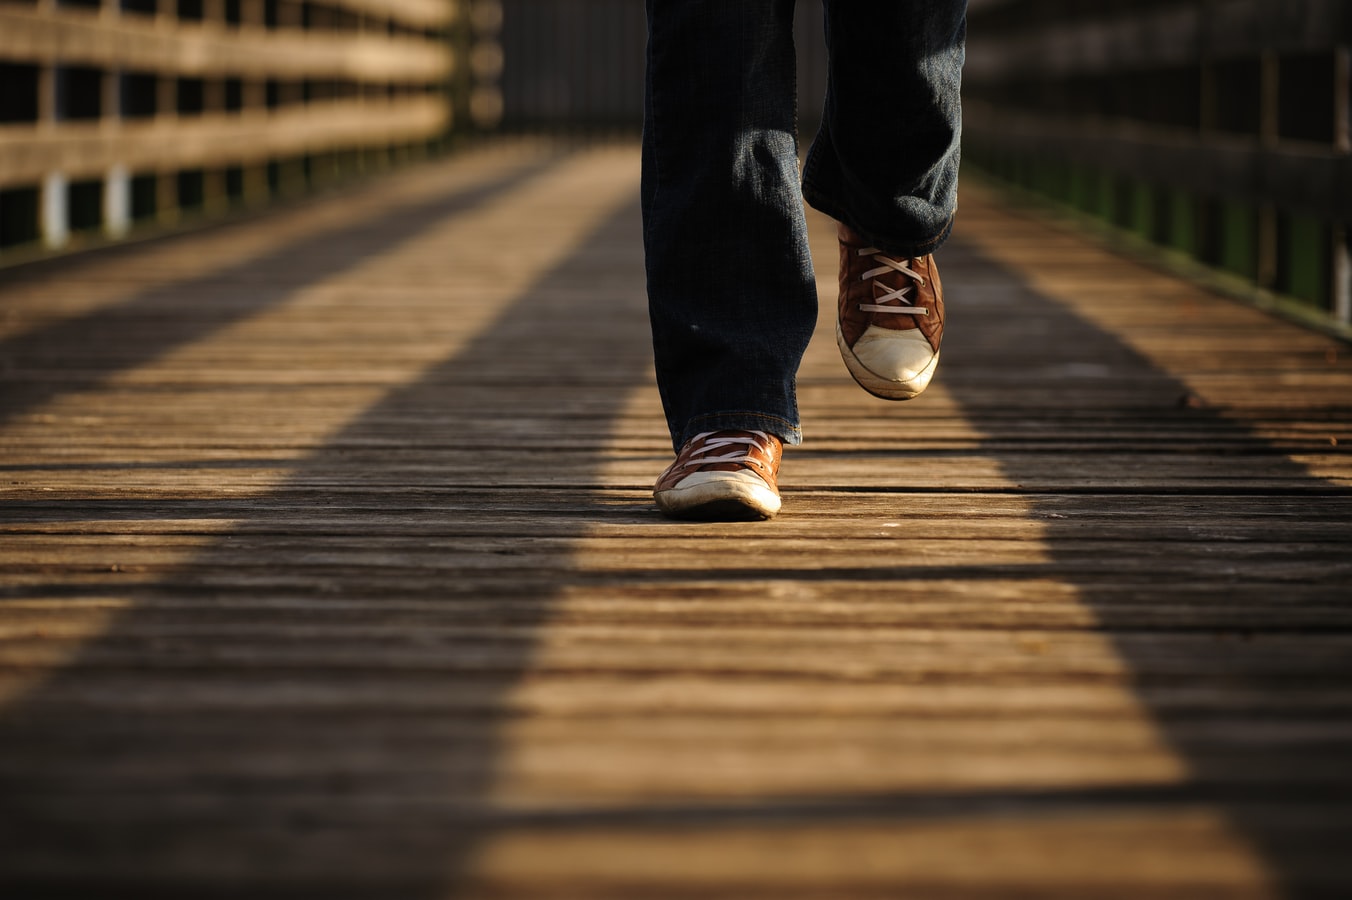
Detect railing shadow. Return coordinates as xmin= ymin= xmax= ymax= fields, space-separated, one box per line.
xmin=930 ymin=230 xmax=1352 ymax=898
xmin=0 ymin=155 xmax=559 ymax=427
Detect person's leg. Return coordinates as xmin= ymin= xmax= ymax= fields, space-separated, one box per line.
xmin=803 ymin=0 xmax=966 ymax=257
xmin=804 ymin=0 xmax=966 ymax=400
xmin=643 ymin=0 xmax=817 ymax=452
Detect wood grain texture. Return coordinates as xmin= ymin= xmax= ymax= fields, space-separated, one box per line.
xmin=0 ymin=141 xmax=1349 ymax=898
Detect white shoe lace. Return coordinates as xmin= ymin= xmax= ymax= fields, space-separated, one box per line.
xmin=675 ymin=431 xmax=775 ymax=475
xmin=856 ymin=247 xmax=928 ymax=316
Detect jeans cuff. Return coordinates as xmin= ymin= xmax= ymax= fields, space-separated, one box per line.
xmin=678 ymin=411 xmax=802 ymax=450
xmin=801 ymin=181 xmax=957 ymax=260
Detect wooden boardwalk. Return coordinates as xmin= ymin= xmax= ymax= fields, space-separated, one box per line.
xmin=1 ymin=141 xmax=1350 ymax=899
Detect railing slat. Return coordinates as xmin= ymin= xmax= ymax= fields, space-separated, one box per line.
xmin=0 ymin=8 xmax=452 ymax=82
xmin=0 ymin=99 xmax=450 ymax=189
xmin=968 ymin=0 xmax=1351 ymax=80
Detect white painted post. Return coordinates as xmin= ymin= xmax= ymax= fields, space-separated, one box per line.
xmin=41 ymin=172 xmax=70 ymax=249
xmin=105 ymin=165 xmax=131 ymax=238
xmin=102 ymin=0 xmax=130 ymax=240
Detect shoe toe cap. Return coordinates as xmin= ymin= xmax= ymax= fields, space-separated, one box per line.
xmin=853 ymin=326 xmax=937 ymax=383
xmin=655 ymin=469 xmax=781 ymax=519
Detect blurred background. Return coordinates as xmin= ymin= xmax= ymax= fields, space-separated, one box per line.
xmin=1 ymin=0 xmax=1348 ymax=330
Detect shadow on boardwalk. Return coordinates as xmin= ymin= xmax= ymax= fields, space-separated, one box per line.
xmin=935 ymin=233 xmax=1352 ymax=898
xmin=0 ymin=154 xmax=1349 ymax=897
xmin=0 ymin=158 xmax=653 ymax=896
xmin=0 ymin=157 xmax=557 ymax=427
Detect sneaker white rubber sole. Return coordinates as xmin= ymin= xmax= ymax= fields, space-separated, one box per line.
xmin=654 ymin=470 xmax=781 ymax=521
xmin=837 ymin=322 xmax=940 ymax=401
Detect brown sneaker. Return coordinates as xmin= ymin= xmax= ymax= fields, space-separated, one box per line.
xmin=653 ymin=430 xmax=782 ymax=521
xmin=836 ymin=222 xmax=945 ymax=400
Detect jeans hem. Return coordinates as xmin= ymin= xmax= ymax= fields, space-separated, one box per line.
xmin=800 ymin=181 xmax=957 ymax=259
xmin=677 ymin=411 xmax=803 ymax=450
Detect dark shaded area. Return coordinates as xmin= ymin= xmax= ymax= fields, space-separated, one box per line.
xmin=498 ymin=0 xmax=645 ymax=133
xmin=0 ymin=188 xmax=40 ymax=249
xmin=66 ymin=179 xmax=103 ymax=234
xmin=176 ymin=77 xmax=205 ymax=115
xmin=55 ymin=67 xmax=103 ymax=121
xmin=119 ymin=70 xmax=160 ymax=117
xmin=0 ymin=63 xmax=40 ymax=123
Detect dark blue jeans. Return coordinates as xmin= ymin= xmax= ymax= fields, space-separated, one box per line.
xmin=642 ymin=0 xmax=967 ymax=450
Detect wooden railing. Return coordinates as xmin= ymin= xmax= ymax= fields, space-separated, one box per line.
xmin=964 ymin=0 xmax=1352 ymax=329
xmin=0 ymin=0 xmax=504 ymax=257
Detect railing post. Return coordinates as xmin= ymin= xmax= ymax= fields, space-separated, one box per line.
xmin=470 ymin=0 xmax=505 ymax=130
xmin=105 ymin=166 xmax=131 ymax=239
xmin=202 ymin=0 xmax=229 ymax=212
xmin=102 ymin=0 xmax=130 ymax=238
xmin=41 ymin=173 xmax=69 ymax=250
xmin=1333 ymin=47 xmax=1351 ymax=325
xmin=1256 ymin=51 xmax=1279 ymax=291
xmin=36 ymin=3 xmax=68 ymax=249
